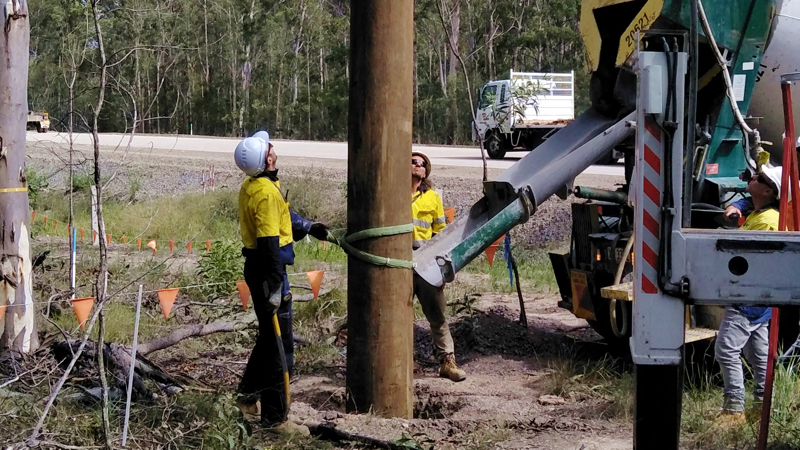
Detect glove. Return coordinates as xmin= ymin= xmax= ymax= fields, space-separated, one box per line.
xmin=262 ymin=282 xmax=283 ymax=313
xmin=309 ymin=222 xmax=330 ymax=241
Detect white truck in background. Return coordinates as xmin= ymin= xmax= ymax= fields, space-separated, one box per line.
xmin=27 ymin=110 xmax=50 ymax=133
xmin=474 ymin=70 xmax=575 ymax=159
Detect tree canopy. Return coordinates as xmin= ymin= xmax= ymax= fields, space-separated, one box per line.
xmin=29 ymin=0 xmax=587 ymax=145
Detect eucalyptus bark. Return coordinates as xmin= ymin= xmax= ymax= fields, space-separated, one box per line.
xmin=90 ymin=1 xmax=112 ymax=447
xmin=0 ymin=0 xmax=38 ymax=354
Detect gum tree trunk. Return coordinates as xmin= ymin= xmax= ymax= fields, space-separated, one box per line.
xmin=0 ymin=0 xmax=38 ymax=353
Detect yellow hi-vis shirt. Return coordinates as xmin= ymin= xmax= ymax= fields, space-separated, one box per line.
xmin=741 ymin=207 xmax=779 ymax=231
xmin=239 ymin=177 xmax=293 ymax=248
xmin=412 ymin=188 xmax=446 ymax=248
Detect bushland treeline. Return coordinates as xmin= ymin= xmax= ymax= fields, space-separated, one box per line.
xmin=29 ymin=0 xmax=587 ymax=144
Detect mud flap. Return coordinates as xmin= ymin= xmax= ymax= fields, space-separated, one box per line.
xmin=570 ymin=270 xmax=596 ymax=320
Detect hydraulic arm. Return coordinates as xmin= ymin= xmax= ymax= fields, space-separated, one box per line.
xmin=413 ymin=109 xmax=634 ymax=287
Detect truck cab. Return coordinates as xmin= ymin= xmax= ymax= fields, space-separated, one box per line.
xmin=474 ymin=71 xmax=575 ymax=159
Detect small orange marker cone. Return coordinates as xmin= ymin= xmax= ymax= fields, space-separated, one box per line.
xmin=205 ymin=240 xmax=212 ymax=252
xmin=307 ymin=270 xmax=324 ymax=299
xmin=122 ymin=236 xmax=127 ymax=245
xmin=444 ymin=207 xmax=455 ymax=223
xmin=106 ymin=233 xmax=111 ymax=244
xmin=169 ymin=240 xmax=174 ymax=254
xmin=72 ymin=297 xmax=95 ymax=329
xmin=187 ymin=241 xmax=192 ymax=254
xmin=80 ymin=228 xmax=84 ymax=241
xmin=485 ymin=235 xmax=506 ymax=267
xmin=147 ymin=240 xmax=157 ymax=255
xmin=322 ymin=240 xmax=327 ymax=250
xmin=53 ymin=220 xmax=58 ymax=232
xmin=31 ymin=211 xmax=36 ymax=223
xmin=136 ymin=238 xmax=142 ymax=251
xmin=235 ymin=280 xmax=250 ymax=310
xmin=93 ymin=231 xmax=97 ymax=242
xmin=44 ymin=216 xmax=48 ymax=225
xmin=157 ymin=288 xmax=179 ymax=319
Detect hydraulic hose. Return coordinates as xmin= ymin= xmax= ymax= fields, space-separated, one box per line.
xmin=610 ymin=232 xmax=634 ymax=338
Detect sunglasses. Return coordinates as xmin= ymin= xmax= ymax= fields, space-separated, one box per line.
xmin=412 ymin=159 xmax=427 ymax=167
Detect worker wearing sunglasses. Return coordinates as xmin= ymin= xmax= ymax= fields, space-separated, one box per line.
xmin=411 ymin=152 xmax=466 ymax=382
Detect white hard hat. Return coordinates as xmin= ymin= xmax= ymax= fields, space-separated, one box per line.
xmin=253 ymin=130 xmax=270 ymax=143
xmin=234 ymin=136 xmax=268 ymax=176
xmin=761 ymin=165 xmax=787 ymax=201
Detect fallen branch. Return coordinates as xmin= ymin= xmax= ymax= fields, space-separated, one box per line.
xmin=53 ymin=340 xmax=173 ymax=400
xmin=138 ymin=319 xmax=256 ymax=355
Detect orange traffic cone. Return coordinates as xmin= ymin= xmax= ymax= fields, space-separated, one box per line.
xmin=137 ymin=238 xmax=142 ymax=251
xmin=147 ymin=240 xmax=157 ymax=255
xmin=444 ymin=207 xmax=455 ymax=224
xmin=157 ymin=288 xmax=179 ymax=319
xmin=72 ymin=297 xmax=95 ymax=329
xmin=205 ymin=240 xmax=212 ymax=252
xmin=485 ymin=235 xmax=506 ymax=267
xmin=235 ymin=280 xmax=250 ymax=310
xmin=169 ymin=240 xmax=174 ymax=254
xmin=106 ymin=233 xmax=111 ymax=244
xmin=187 ymin=241 xmax=193 ymax=254
xmin=307 ymin=270 xmax=324 ymax=299
xmin=31 ymin=211 xmax=36 ymax=223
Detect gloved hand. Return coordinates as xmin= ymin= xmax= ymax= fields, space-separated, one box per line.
xmin=309 ymin=222 xmax=330 ymax=241
xmin=262 ymin=281 xmax=283 ymax=314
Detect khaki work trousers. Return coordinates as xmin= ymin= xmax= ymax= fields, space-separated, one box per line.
xmin=413 ymin=274 xmax=455 ymax=361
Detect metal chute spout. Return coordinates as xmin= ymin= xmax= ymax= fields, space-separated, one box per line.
xmin=414 ymin=110 xmax=635 ymax=287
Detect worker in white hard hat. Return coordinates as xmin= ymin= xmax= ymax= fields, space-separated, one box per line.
xmin=716 ymin=165 xmax=782 ymax=416
xmin=234 ymin=131 xmax=328 ymax=431
xmin=411 ymin=151 xmax=467 ymax=382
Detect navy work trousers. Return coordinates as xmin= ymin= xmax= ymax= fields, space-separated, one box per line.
xmin=239 ymin=256 xmax=288 ymax=425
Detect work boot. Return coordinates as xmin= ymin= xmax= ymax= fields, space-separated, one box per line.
xmin=439 ymin=354 xmax=467 ymax=382
xmin=236 ymin=399 xmax=260 ymax=422
xmin=265 ymin=420 xmax=311 ymax=437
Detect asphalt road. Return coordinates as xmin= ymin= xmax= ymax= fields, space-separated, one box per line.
xmin=26 ymin=131 xmax=625 ymax=176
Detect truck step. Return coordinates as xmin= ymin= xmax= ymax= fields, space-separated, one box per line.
xmin=600 ymin=282 xmax=633 ymax=301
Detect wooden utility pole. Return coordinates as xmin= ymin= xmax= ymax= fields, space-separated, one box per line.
xmin=346 ymin=0 xmax=414 ymax=417
xmin=0 ymin=0 xmax=38 ymax=353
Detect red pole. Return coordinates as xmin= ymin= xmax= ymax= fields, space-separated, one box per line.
xmin=758 ymin=79 xmax=798 ymax=450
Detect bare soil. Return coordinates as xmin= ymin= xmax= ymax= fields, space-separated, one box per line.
xmin=287 ymin=293 xmax=632 ymax=450
xmin=23 ymin=140 xmax=630 ymax=449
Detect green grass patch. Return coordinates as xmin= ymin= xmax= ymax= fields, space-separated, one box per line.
xmin=456 ymin=244 xmax=558 ymax=295
xmin=681 ymin=364 xmax=800 ymax=449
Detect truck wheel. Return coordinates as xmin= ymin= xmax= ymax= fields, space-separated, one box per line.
xmin=485 ymin=133 xmax=506 ymax=159
xmin=39 ymin=127 xmax=48 ymax=133
xmin=36 ymin=125 xmax=43 ymax=133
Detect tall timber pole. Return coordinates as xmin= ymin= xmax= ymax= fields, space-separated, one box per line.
xmin=0 ymin=0 xmax=38 ymax=354
xmin=346 ymin=0 xmax=414 ymax=417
